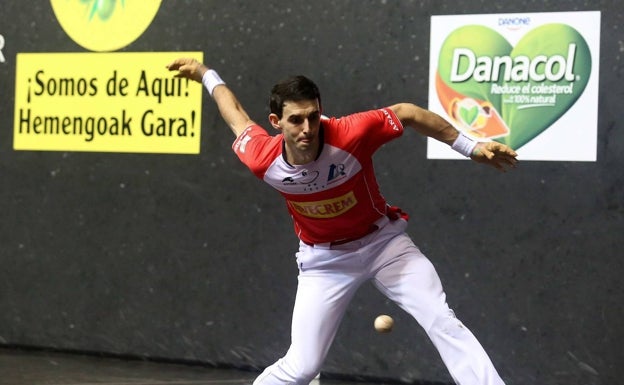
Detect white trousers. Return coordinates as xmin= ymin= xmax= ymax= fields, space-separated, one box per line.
xmin=253 ymin=218 xmax=505 ymax=385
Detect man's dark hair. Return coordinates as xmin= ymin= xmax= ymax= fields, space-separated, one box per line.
xmin=270 ymin=75 xmax=321 ymax=118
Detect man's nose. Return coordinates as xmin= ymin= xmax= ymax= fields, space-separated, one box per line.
xmin=301 ymin=119 xmax=311 ymax=133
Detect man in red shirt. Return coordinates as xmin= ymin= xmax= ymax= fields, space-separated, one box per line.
xmin=167 ymin=58 xmax=517 ymax=385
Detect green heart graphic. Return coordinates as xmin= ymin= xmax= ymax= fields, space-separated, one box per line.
xmin=437 ymin=24 xmax=592 ymax=150
xmin=460 ymin=105 xmax=479 ymax=126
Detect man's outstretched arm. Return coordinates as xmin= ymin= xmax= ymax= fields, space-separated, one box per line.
xmin=166 ymin=58 xmax=255 ymax=137
xmin=389 ymin=103 xmax=518 ymax=172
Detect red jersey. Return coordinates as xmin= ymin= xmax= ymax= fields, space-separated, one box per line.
xmin=232 ymin=107 xmax=404 ymax=244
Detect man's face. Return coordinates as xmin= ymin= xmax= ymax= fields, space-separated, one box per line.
xmin=270 ymin=99 xmax=322 ymax=162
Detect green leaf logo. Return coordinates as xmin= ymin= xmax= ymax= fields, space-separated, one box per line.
xmin=436 ymin=24 xmax=592 ymax=150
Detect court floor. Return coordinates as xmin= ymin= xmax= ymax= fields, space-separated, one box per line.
xmin=0 ymin=347 xmax=405 ymax=385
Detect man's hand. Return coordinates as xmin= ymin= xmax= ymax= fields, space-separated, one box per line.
xmin=471 ymin=142 xmax=518 ymax=172
xmin=165 ymin=58 xmax=207 ymax=83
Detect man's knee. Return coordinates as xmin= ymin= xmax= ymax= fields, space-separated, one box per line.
xmin=428 ymin=309 xmax=466 ymax=337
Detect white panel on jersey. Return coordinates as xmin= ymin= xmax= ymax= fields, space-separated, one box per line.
xmin=263 ymin=144 xmax=362 ymax=194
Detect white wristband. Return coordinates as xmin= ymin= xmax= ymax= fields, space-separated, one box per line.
xmin=451 ymin=132 xmax=478 ymax=157
xmin=202 ymin=69 xmax=226 ymax=97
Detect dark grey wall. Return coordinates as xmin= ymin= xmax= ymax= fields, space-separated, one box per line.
xmin=1 ymin=1 xmax=622 ymax=385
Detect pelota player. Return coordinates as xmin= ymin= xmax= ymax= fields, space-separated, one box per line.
xmin=167 ymin=58 xmax=517 ymax=385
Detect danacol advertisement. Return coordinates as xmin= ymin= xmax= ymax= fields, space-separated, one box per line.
xmin=428 ymin=11 xmax=601 ymax=161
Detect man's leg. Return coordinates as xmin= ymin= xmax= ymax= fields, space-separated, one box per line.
xmin=254 ymin=245 xmax=364 ymax=385
xmin=371 ymin=230 xmax=505 ymax=385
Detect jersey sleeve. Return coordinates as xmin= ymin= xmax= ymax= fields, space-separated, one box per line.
xmin=328 ymin=107 xmax=404 ymax=155
xmin=232 ymin=125 xmax=282 ymax=179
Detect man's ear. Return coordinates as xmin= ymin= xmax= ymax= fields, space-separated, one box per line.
xmin=268 ymin=113 xmax=281 ymax=131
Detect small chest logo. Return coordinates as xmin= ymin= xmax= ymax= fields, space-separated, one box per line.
xmin=281 ymin=163 xmax=347 ymax=192
xmin=327 ymin=163 xmax=346 ymax=184
xmin=282 ymin=169 xmax=320 ymax=186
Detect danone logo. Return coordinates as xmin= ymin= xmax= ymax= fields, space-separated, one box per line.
xmin=437 ymin=24 xmax=590 ymax=150
xmin=428 ymin=12 xmax=600 ymax=161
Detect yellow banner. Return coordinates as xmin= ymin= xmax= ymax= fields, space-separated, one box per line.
xmin=14 ymin=52 xmax=203 ymax=154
